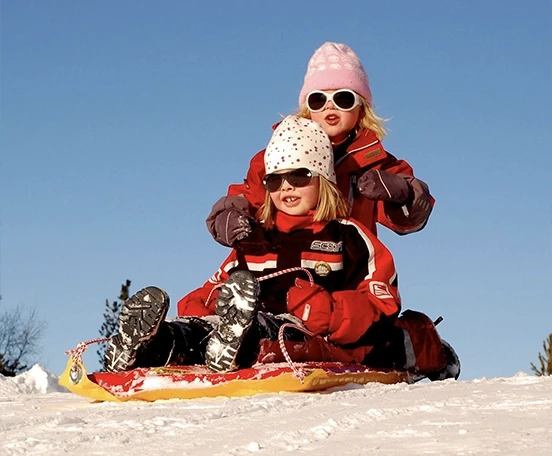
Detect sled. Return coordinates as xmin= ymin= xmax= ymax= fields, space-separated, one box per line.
xmin=59 ymin=355 xmax=413 ymax=402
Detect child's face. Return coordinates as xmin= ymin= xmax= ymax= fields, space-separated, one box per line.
xmin=269 ymin=173 xmax=320 ymax=216
xmin=309 ymin=90 xmax=361 ymax=144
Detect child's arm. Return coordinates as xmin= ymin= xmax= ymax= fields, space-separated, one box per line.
xmin=226 ymin=150 xmax=267 ymax=211
xmin=176 ymin=250 xmax=240 ymax=316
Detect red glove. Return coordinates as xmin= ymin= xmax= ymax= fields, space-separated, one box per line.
xmin=286 ymin=278 xmax=334 ymax=336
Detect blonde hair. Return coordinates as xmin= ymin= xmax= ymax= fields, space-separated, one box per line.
xmin=294 ymin=96 xmax=388 ymax=141
xmin=257 ymin=176 xmax=350 ymax=229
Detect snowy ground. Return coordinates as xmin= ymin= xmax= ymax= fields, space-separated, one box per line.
xmin=1 ymin=365 xmax=551 ymax=455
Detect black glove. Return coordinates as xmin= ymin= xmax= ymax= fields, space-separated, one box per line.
xmin=357 ymin=169 xmax=412 ymax=204
xmin=206 ymin=196 xmax=253 ymax=247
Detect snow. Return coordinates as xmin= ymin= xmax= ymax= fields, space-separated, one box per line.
xmin=1 ymin=365 xmax=552 ymax=455
xmin=140 ymin=375 xmax=214 ymax=392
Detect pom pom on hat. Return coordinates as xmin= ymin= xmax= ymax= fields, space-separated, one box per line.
xmin=298 ymin=42 xmax=372 ymax=106
xmin=265 ymin=116 xmax=336 ymax=184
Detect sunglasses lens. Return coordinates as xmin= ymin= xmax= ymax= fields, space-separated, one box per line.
xmin=286 ymin=168 xmax=313 ymax=187
xmin=306 ymin=92 xmax=328 ymax=111
xmin=332 ymin=90 xmax=357 ymax=110
xmin=264 ymin=174 xmax=284 ymax=192
xmin=263 ymin=168 xmax=314 ymax=191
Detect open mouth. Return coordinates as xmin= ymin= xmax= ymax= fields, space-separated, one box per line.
xmin=282 ymin=196 xmax=300 ymax=206
xmin=324 ymin=114 xmax=340 ymax=125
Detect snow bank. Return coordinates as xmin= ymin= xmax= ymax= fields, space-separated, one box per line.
xmin=0 ymin=364 xmax=67 ymax=395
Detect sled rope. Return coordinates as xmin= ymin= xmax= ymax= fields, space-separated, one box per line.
xmin=277 ymin=323 xmax=314 ymax=383
xmin=258 ymin=267 xmax=314 ymax=285
xmin=264 ymin=268 xmax=314 ymax=382
xmin=205 ymin=267 xmax=314 ymax=308
xmin=65 ymin=337 xmax=109 ymax=376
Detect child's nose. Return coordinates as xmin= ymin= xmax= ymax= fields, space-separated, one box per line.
xmin=280 ymin=179 xmax=293 ymax=190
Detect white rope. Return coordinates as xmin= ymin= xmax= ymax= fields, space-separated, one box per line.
xmin=65 ymin=337 xmax=109 ymax=375
xmin=277 ymin=322 xmax=314 ymax=383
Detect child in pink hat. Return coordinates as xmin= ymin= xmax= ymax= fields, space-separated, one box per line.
xmin=207 ymin=42 xmax=434 ymax=248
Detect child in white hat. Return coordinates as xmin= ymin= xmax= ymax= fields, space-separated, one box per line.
xmin=105 ymin=116 xmax=459 ymax=383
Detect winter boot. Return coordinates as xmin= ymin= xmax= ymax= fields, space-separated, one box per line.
xmin=426 ymin=340 xmax=461 ymax=381
xmin=105 ymin=286 xmax=170 ymax=373
xmin=205 ymin=270 xmax=260 ymax=373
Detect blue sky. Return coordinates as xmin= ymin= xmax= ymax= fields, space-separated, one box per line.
xmin=1 ymin=0 xmax=550 ymax=380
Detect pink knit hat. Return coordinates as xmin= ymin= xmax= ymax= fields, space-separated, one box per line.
xmin=265 ymin=116 xmax=336 ymax=184
xmin=298 ymin=42 xmax=372 ymax=106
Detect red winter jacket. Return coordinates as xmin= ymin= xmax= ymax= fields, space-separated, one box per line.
xmin=178 ymin=211 xmax=401 ymax=350
xmin=227 ymin=127 xmax=435 ymax=236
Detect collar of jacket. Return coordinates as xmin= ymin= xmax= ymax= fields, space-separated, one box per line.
xmin=335 ymin=129 xmax=388 ymax=172
xmin=274 ymin=210 xmax=327 ymax=234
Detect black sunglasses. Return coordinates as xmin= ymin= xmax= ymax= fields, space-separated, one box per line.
xmin=263 ymin=168 xmax=319 ymax=192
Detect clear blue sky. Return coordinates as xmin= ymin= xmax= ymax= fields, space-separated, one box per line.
xmin=1 ymin=0 xmax=551 ymax=380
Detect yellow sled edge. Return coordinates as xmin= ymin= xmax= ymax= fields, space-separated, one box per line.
xmin=59 ymin=356 xmax=122 ymax=402
xmin=59 ymin=356 xmax=412 ymax=402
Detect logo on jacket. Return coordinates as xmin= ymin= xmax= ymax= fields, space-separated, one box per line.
xmin=310 ymin=240 xmax=343 ymax=253
xmin=364 ymin=148 xmax=382 ymax=160
xmin=314 ymin=261 xmax=331 ymax=277
xmin=369 ymin=281 xmax=393 ymax=299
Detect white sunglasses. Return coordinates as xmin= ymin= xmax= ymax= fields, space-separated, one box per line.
xmin=306 ymin=89 xmax=361 ymax=112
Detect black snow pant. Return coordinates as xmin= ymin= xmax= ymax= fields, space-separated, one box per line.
xmin=133 ymin=312 xmax=308 ymax=369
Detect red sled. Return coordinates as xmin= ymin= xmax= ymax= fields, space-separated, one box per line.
xmin=59 ymin=356 xmax=414 ymax=402
xmin=59 ymin=314 xmax=447 ymax=402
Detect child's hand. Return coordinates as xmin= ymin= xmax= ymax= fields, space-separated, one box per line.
xmin=357 ymin=169 xmax=412 ymax=204
xmin=206 ymin=195 xmax=253 ymax=247
xmin=286 ymin=278 xmax=333 ymax=336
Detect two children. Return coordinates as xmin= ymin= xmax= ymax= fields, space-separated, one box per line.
xmin=105 ymin=116 xmax=459 ymax=381
xmin=207 ymin=42 xmax=434 ymax=249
